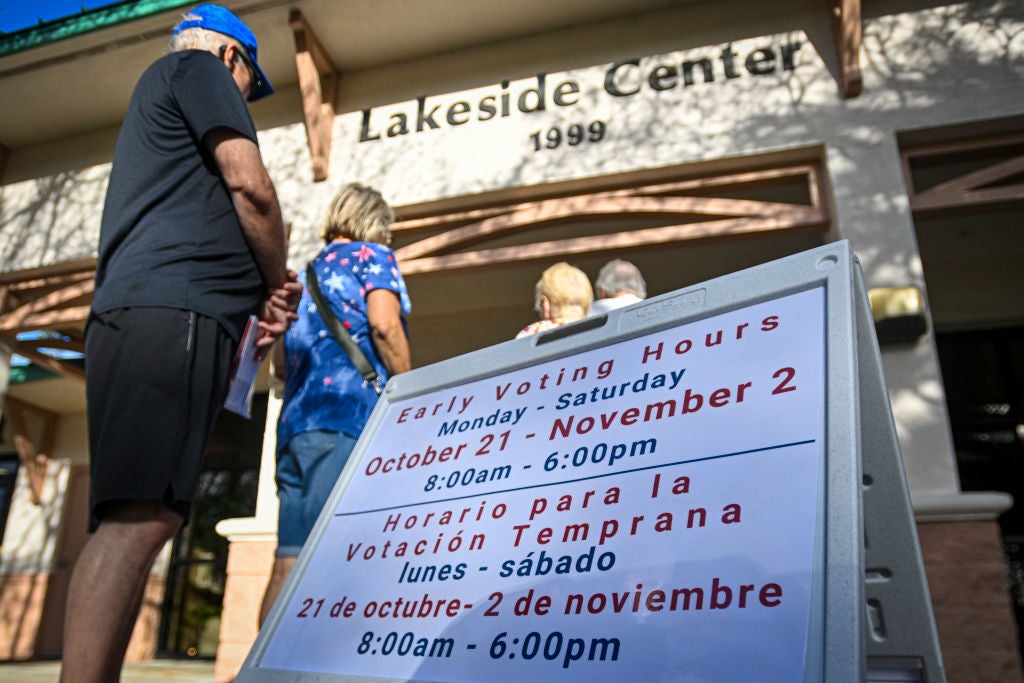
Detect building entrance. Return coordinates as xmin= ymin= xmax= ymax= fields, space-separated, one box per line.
xmin=936 ymin=326 xmax=1024 ymax=655
xmin=905 ymin=128 xmax=1024 ymax=658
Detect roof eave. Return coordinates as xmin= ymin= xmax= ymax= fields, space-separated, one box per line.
xmin=0 ymin=0 xmax=192 ymax=59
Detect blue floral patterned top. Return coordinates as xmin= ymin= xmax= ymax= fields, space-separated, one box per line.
xmin=277 ymin=241 xmax=411 ymax=449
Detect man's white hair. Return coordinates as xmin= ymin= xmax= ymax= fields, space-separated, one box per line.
xmin=168 ymin=26 xmax=236 ymax=53
xmin=595 ymin=259 xmax=646 ymax=299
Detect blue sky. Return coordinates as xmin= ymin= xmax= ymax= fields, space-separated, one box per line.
xmin=0 ymin=1 xmax=120 ymax=33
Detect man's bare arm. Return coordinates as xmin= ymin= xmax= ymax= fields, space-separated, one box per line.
xmin=207 ymin=128 xmax=289 ymax=288
xmin=207 ymin=128 xmax=301 ymax=352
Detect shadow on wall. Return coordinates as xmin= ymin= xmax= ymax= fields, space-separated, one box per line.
xmin=1 ymin=169 xmax=107 ymax=272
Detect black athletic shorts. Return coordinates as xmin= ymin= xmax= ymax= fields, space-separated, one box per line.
xmin=85 ymin=307 xmax=236 ymax=532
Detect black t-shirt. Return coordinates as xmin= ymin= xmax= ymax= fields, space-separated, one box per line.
xmin=93 ymin=50 xmax=264 ymax=341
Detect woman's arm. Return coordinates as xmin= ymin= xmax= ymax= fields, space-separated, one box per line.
xmin=366 ymin=289 xmax=411 ymax=375
xmin=271 ymin=337 xmax=287 ymax=382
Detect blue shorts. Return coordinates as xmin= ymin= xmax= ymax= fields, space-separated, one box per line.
xmin=275 ymin=430 xmax=358 ymax=557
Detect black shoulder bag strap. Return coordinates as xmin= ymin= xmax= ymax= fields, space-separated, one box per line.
xmin=305 ymin=263 xmax=383 ymax=395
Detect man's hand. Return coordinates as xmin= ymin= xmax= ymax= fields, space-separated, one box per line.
xmin=254 ymin=271 xmax=302 ymax=359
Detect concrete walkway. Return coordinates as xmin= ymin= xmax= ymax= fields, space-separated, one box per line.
xmin=0 ymin=659 xmax=216 ymax=682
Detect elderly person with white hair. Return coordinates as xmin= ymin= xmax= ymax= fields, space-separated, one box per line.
xmin=516 ymin=262 xmax=594 ymax=338
xmin=589 ymin=258 xmax=647 ymax=314
xmin=64 ymin=5 xmax=300 ymax=680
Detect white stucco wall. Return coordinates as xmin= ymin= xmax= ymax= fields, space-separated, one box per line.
xmin=270 ymin=0 xmax=1017 ymax=497
xmin=2 ymin=0 xmax=1022 ymax=512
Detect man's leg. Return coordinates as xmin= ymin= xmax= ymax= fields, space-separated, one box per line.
xmin=259 ymin=556 xmax=297 ymax=627
xmin=59 ymin=501 xmax=183 ymax=683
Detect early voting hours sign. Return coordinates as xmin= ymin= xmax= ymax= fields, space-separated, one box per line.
xmin=241 ymin=242 xmax=899 ymax=682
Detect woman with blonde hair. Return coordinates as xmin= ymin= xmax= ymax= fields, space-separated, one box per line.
xmin=260 ymin=182 xmax=411 ymax=624
xmin=516 ymin=262 xmax=593 ymax=338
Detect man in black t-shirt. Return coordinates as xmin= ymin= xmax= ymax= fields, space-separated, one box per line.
xmin=61 ymin=5 xmax=302 ymax=681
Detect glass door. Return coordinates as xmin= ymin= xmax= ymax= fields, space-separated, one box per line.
xmin=158 ymin=394 xmax=268 ymax=658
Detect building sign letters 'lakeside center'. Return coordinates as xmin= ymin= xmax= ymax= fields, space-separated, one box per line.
xmin=358 ymin=39 xmax=804 ymax=143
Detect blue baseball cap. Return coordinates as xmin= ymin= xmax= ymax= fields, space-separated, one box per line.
xmin=174 ymin=4 xmax=274 ymax=101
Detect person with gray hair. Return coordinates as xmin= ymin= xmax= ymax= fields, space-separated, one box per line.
xmin=62 ymin=5 xmax=299 ymax=681
xmin=589 ymin=258 xmax=647 ymax=315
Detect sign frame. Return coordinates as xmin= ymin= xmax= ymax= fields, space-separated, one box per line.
xmin=237 ymin=240 xmax=944 ymax=683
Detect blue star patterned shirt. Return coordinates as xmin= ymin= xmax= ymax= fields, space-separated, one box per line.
xmin=277 ymin=241 xmax=411 ymax=450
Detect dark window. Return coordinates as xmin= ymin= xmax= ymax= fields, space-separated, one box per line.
xmin=937 ymin=326 xmax=1024 ymax=655
xmin=0 ymin=454 xmax=18 ymax=547
xmin=158 ymin=394 xmax=268 ymax=658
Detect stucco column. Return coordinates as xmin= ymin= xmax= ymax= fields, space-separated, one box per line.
xmin=826 ymin=130 xmax=1012 ymax=514
xmin=825 ymin=134 xmax=958 ymax=497
xmin=214 ymin=390 xmax=281 ymax=682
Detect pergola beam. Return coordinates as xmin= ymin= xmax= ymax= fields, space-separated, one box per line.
xmin=0 ymin=261 xmax=93 ymax=383
xmin=397 ymin=196 xmax=822 ymax=261
xmin=289 ymin=9 xmax=338 ymax=182
xmin=393 ymin=164 xmax=827 ymax=272
xmin=4 ymin=396 xmax=57 ymax=505
xmin=829 ymin=0 xmax=862 ymax=98
xmin=0 ymin=278 xmax=93 ymax=332
xmin=399 ymin=212 xmax=828 ymax=277
xmin=6 ymin=345 xmax=85 ymax=383
xmin=902 ymin=135 xmax=1024 ymax=212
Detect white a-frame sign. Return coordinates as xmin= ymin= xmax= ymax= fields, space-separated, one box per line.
xmin=239 ymin=240 xmax=945 ymax=682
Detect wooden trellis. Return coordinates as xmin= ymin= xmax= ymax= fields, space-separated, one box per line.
xmin=393 ymin=164 xmax=830 ymax=276
xmin=0 ymin=258 xmax=93 ymax=383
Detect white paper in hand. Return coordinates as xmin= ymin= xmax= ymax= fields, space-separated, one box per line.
xmin=224 ymin=315 xmax=261 ymax=418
